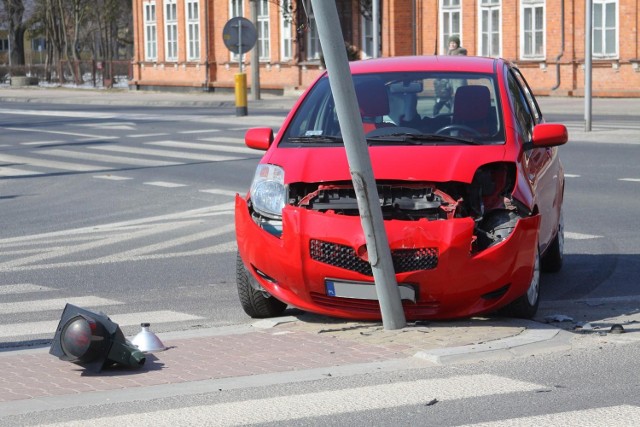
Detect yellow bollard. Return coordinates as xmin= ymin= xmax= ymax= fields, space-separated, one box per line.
xmin=235 ymin=73 xmax=248 ymax=116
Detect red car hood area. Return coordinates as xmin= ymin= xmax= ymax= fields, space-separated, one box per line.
xmin=263 ymin=144 xmax=508 ymax=184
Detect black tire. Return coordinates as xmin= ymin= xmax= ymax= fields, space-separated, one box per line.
xmin=500 ymin=247 xmax=540 ymax=319
xmin=236 ymin=252 xmax=287 ymax=318
xmin=542 ymin=211 xmax=564 ymax=273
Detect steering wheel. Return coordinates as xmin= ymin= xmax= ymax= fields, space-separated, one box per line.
xmin=435 ymin=124 xmax=482 ymax=137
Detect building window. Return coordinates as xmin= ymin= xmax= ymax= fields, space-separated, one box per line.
xmin=304 ymin=0 xmax=321 ymax=61
xmin=186 ymin=0 xmax=200 ymax=61
xmin=164 ymin=0 xmax=178 ymax=61
xmin=479 ymin=0 xmax=501 ymax=57
xmin=229 ymin=0 xmax=244 ymax=61
xmin=143 ymin=1 xmax=157 ymax=61
xmin=361 ymin=8 xmax=373 ymax=59
xmin=0 ymin=39 xmax=9 ymax=51
xmin=521 ymin=0 xmax=545 ymax=59
xmin=280 ymin=0 xmax=293 ymax=61
xmin=593 ymin=0 xmax=618 ymax=58
xmin=258 ymin=0 xmax=270 ymax=61
xmin=440 ymin=0 xmax=461 ymax=54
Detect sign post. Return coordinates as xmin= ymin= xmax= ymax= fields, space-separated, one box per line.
xmin=222 ymin=17 xmax=257 ymax=116
xmin=310 ymin=0 xmax=406 ymax=330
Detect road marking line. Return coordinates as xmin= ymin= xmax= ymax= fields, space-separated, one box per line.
xmin=90 ymin=145 xmax=244 ymax=162
xmin=178 ymin=129 xmax=220 ymax=134
xmin=565 ymin=231 xmax=602 ymax=240
xmin=41 ymin=149 xmax=182 ymax=167
xmin=0 ymin=153 xmax=110 ymax=172
xmin=564 ymin=173 xmax=580 ymax=178
xmin=0 ymin=167 xmax=43 ymax=177
xmin=0 ymin=297 xmax=122 ymax=315
xmin=457 ymin=405 xmax=640 ymax=427
xmin=4 ymin=126 xmax=118 ymax=140
xmin=127 ymin=133 xmax=170 ymax=138
xmin=144 ymin=181 xmax=188 ymax=188
xmin=619 ymin=178 xmax=640 ymax=182
xmin=199 ymin=189 xmax=240 ymax=197
xmin=198 ymin=136 xmax=245 ymax=144
xmin=0 ymin=310 xmax=203 ymax=339
xmin=20 ymin=140 xmax=65 ymax=146
xmin=146 ymin=140 xmax=254 ymax=154
xmin=0 ymin=108 xmax=115 ymax=119
xmin=40 ymin=375 xmax=544 ymax=426
xmin=0 ymin=284 xmax=55 ymax=295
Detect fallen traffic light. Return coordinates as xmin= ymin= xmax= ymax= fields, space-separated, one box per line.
xmin=49 ymin=304 xmax=146 ymax=372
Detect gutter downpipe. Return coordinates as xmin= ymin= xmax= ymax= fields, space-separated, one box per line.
xmin=552 ymin=0 xmax=565 ymax=91
xmin=203 ymin=0 xmax=210 ymax=91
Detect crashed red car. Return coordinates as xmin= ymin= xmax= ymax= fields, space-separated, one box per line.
xmin=235 ymin=56 xmax=567 ymax=321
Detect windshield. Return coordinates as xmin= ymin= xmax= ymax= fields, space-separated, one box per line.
xmin=281 ymin=71 xmax=504 ymax=146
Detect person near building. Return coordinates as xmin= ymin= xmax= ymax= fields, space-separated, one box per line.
xmin=447 ymin=35 xmax=468 ymax=56
xmin=433 ymin=35 xmax=468 ymax=115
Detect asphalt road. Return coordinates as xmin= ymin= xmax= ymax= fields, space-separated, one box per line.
xmin=1 ymin=95 xmax=640 ymax=347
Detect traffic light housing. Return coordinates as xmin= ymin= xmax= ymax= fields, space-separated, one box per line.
xmin=50 ymin=304 xmax=146 ymax=372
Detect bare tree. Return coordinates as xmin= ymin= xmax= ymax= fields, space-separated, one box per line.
xmin=1 ymin=0 xmax=27 ymax=67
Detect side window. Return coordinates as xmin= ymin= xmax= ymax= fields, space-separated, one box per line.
xmin=511 ymin=68 xmax=542 ymax=123
xmin=507 ymin=72 xmax=535 ymax=142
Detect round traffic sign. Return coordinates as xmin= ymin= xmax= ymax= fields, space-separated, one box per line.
xmin=222 ymin=17 xmax=258 ymax=54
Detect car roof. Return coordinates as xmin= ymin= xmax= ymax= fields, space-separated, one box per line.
xmin=348 ymin=55 xmax=501 ymax=75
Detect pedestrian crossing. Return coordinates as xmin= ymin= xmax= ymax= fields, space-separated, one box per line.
xmin=0 ymin=283 xmax=203 ymax=343
xmin=29 ymin=372 xmax=640 ymax=426
xmin=0 ymin=203 xmax=237 ymax=273
xmin=0 ymin=134 xmax=259 ymax=178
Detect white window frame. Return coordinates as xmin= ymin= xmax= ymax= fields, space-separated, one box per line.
xmin=164 ymin=0 xmax=178 ymax=62
xmin=257 ymin=0 xmax=270 ymax=61
xmin=280 ymin=0 xmax=293 ymax=61
xmin=143 ymin=1 xmax=157 ymax=61
xmin=186 ymin=0 xmax=200 ymax=61
xmin=440 ymin=0 xmax=462 ymax=54
xmin=478 ymin=0 xmax=501 ymax=57
xmin=361 ymin=11 xmax=373 ymax=59
xmin=593 ymin=0 xmax=618 ymax=59
xmin=304 ymin=0 xmax=321 ymax=61
xmin=520 ymin=0 xmax=545 ymax=60
xmin=229 ymin=0 xmax=244 ymax=62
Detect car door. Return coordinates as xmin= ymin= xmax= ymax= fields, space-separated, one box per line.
xmin=507 ymin=68 xmax=560 ymax=251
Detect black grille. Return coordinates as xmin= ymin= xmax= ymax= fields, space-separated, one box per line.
xmin=310 ymin=240 xmax=438 ymax=276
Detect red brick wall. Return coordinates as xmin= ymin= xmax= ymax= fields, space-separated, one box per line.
xmin=131 ymin=0 xmax=640 ymax=97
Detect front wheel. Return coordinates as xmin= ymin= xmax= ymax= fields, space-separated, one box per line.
xmin=236 ymin=252 xmax=287 ymax=318
xmin=500 ymin=247 xmax=540 ymax=319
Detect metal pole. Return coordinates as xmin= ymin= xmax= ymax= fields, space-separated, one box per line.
xmin=310 ymin=0 xmax=406 ymax=330
xmin=585 ymin=0 xmax=592 ymax=132
xmin=372 ymin=0 xmax=380 ymax=58
xmin=250 ymin=0 xmax=261 ymax=100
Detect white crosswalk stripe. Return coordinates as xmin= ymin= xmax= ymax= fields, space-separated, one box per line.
xmin=0 ymin=310 xmax=202 ymax=339
xmin=34 ymin=373 xmax=640 ymax=427
xmin=0 ymin=284 xmax=204 ymax=342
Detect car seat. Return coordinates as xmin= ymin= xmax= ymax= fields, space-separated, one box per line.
xmin=452 ymin=85 xmax=496 ymax=135
xmin=355 ymin=78 xmax=395 ymax=134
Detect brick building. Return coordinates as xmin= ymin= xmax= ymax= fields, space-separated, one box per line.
xmin=130 ymin=0 xmax=640 ymax=97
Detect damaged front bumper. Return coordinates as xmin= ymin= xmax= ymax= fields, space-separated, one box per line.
xmin=235 ymin=195 xmax=541 ymax=320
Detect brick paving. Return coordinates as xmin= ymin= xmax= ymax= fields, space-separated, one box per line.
xmin=0 ymin=315 xmax=529 ymax=404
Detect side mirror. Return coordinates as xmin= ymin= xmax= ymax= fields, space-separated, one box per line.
xmin=531 ymin=123 xmax=568 ymax=148
xmin=245 ymin=127 xmax=274 ymax=151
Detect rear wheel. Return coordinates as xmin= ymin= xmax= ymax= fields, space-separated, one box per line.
xmin=236 ymin=252 xmax=287 ymax=318
xmin=542 ymin=210 xmax=564 ymax=273
xmin=500 ymin=247 xmax=540 ymax=319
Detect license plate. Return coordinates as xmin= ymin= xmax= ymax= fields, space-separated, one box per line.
xmin=325 ymin=279 xmax=416 ymax=303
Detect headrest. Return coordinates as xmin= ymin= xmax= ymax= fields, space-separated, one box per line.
xmin=453 ymin=85 xmax=491 ymax=122
xmin=356 ymin=78 xmax=390 ymax=117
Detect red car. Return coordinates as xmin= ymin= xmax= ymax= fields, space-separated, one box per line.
xmin=235 ymin=56 xmax=567 ymax=321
